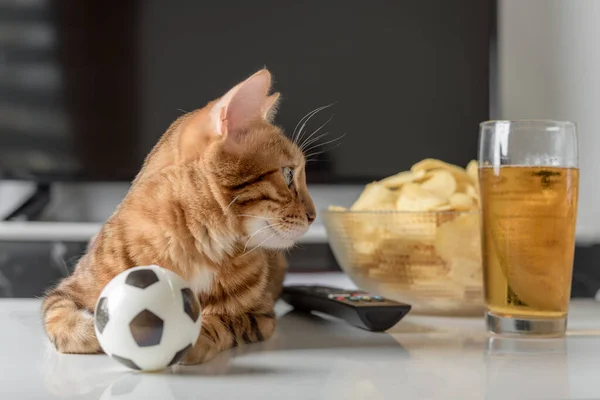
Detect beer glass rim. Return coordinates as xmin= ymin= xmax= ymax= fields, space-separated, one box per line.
xmin=480 ymin=119 xmax=576 ymax=130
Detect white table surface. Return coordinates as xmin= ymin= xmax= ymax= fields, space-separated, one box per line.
xmin=3 ymin=288 xmax=600 ymax=399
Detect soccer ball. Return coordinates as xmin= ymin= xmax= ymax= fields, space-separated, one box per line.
xmin=94 ymin=265 xmax=201 ymax=371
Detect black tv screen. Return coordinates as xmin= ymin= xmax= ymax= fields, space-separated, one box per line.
xmin=0 ymin=0 xmax=494 ymax=183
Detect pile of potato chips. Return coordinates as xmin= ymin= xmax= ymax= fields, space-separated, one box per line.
xmin=325 ymin=158 xmax=484 ymax=315
xmin=339 ymin=158 xmax=480 ymax=213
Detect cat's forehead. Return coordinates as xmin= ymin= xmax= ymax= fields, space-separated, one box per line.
xmin=253 ymin=126 xmax=304 ymax=165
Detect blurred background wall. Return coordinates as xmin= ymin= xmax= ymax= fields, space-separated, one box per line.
xmin=498 ymin=0 xmax=600 ymax=244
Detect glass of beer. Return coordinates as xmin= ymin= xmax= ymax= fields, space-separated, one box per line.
xmin=478 ymin=120 xmax=579 ymax=337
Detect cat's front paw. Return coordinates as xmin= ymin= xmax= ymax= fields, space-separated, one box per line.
xmin=179 ymin=335 xmax=219 ymax=365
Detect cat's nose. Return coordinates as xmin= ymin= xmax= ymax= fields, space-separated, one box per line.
xmin=298 ymin=186 xmax=316 ymax=224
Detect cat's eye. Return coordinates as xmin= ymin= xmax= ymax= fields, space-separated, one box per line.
xmin=282 ymin=166 xmax=294 ymax=186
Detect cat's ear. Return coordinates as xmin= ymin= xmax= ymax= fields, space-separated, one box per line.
xmin=210 ymin=69 xmax=277 ymax=141
xmin=262 ymin=92 xmax=280 ymax=122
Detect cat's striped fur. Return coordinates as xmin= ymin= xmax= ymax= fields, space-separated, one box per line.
xmin=42 ymin=70 xmax=316 ymax=364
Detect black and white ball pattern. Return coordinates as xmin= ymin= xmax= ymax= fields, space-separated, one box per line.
xmin=94 ymin=265 xmax=201 ymax=371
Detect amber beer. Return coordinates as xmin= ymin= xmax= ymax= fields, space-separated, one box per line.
xmin=480 ymin=166 xmax=579 ymax=319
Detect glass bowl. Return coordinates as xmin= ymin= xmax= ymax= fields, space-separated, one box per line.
xmin=322 ymin=209 xmax=484 ymax=316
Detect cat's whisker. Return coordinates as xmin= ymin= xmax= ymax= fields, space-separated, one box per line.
xmin=243 ymin=222 xmax=285 ymax=252
xmin=300 ymin=130 xmax=331 ymax=152
xmin=243 ymin=229 xmax=269 ymax=252
xmin=59 ymin=258 xmax=69 ymax=277
xmin=299 ymin=114 xmax=334 ymax=151
xmin=305 ymin=141 xmax=344 ymax=163
xmin=295 ymin=109 xmax=330 ymax=147
xmin=303 ymin=133 xmax=346 ymax=155
xmin=292 ymin=104 xmax=331 ymax=144
xmin=236 ymin=214 xmax=283 ymax=222
xmin=176 ymin=108 xmax=188 ymax=114
xmin=292 ymin=110 xmax=315 ymax=144
xmin=224 ymin=195 xmax=240 ymax=214
xmin=300 ymin=132 xmax=331 ymax=156
xmin=242 ymin=231 xmax=279 ymax=257
xmin=305 ymin=149 xmax=330 ymax=159
xmin=293 ymin=103 xmax=335 ymax=145
xmin=304 ymin=131 xmax=346 ymax=150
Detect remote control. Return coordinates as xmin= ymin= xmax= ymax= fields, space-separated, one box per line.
xmin=281 ymin=285 xmax=411 ymax=332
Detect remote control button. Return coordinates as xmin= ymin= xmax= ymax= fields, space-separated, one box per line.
xmin=360 ymin=296 xmax=371 ymax=301
xmin=335 ymin=296 xmax=347 ymax=301
xmin=328 ymin=293 xmax=350 ymax=299
xmin=348 ymin=296 xmax=360 ymax=302
xmin=372 ymin=296 xmax=384 ymax=301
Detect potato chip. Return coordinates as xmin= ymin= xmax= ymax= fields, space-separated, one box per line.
xmin=420 ymin=169 xmax=457 ymax=199
xmin=447 ymin=258 xmax=482 ymax=286
xmin=448 ymin=192 xmax=474 ymax=210
xmin=379 ymin=263 xmax=448 ymax=282
xmin=466 ymin=160 xmax=479 ymax=184
xmin=343 ymin=218 xmax=380 ymax=248
xmin=384 ymin=212 xmax=438 ymax=237
xmin=434 ymin=213 xmax=481 ymax=261
xmin=351 ymin=182 xmax=396 ymax=210
xmin=353 ymin=240 xmax=379 ymax=255
xmin=377 ymin=238 xmax=437 ymax=260
xmin=412 ymin=158 xmax=470 ymax=179
xmin=342 ymin=157 xmax=481 ymax=214
xmin=465 ymin=184 xmax=478 ymax=199
xmin=412 ymin=159 xmax=475 ymax=195
xmin=379 ymin=169 xmax=426 ymax=189
xmin=465 ymin=159 xmax=480 ymax=198
xmin=396 ymin=183 xmax=447 ymax=211
xmin=436 ymin=212 xmax=461 ymax=229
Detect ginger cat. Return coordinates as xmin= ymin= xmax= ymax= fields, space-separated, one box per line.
xmin=42 ymin=69 xmax=316 ymax=364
